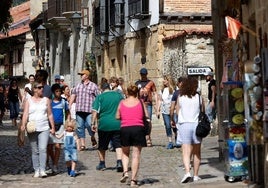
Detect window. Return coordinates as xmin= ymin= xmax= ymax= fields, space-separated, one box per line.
xmin=128 ymin=0 xmax=149 ymax=18
xmin=95 ymin=0 xmax=109 ymax=35
xmin=111 ymin=0 xmax=125 ymax=27
xmin=11 ymin=48 xmax=23 ymax=64
xmin=82 ymin=7 xmax=89 ymax=26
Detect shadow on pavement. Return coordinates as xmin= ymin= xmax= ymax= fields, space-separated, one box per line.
xmin=140 ymin=178 xmax=160 ymax=185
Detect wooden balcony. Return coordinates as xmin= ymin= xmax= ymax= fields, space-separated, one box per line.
xmin=47 ymin=0 xmax=81 ymax=34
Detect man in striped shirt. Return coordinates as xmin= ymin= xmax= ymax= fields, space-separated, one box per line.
xmin=69 ymin=70 xmax=99 ymax=150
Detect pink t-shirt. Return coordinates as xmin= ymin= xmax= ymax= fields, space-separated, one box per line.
xmin=119 ymin=101 xmax=144 ymax=127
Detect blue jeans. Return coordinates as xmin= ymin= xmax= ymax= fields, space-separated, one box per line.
xmin=76 ymin=112 xmax=94 ymax=138
xmin=206 ymin=102 xmax=217 ymax=123
xmin=28 ymin=130 xmax=50 ymax=172
xmin=9 ymin=101 xmax=20 ymax=119
xmin=146 ymin=105 xmax=153 ymax=119
xmin=162 ymin=113 xmax=172 ymax=137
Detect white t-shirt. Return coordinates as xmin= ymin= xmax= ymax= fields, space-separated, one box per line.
xmin=24 ymin=83 xmax=32 ymax=99
xmin=177 ymin=94 xmax=201 ymax=123
xmin=159 ymin=87 xmax=174 ymax=114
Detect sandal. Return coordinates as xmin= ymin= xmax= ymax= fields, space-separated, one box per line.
xmin=80 ymin=146 xmax=86 ymax=151
xmin=120 ymin=171 xmax=129 ymax=183
xmin=91 ymin=136 xmax=98 ymax=149
xmin=130 ymin=179 xmax=138 ymax=187
xmin=146 ymin=139 xmax=152 ymax=147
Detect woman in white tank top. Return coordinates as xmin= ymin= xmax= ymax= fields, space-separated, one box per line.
xmin=21 ymin=81 xmax=55 ymax=178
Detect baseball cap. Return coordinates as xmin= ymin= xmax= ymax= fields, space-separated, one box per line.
xmin=140 ymin=68 xmax=148 ymax=75
xmin=78 ymin=70 xmax=90 ymax=77
xmin=204 ymin=71 xmax=214 ymax=76
xmin=60 ymin=75 xmax=64 ymax=80
xmin=54 ymin=75 xmax=60 ymax=80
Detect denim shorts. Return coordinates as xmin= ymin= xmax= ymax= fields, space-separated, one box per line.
xmin=64 ymin=148 xmax=78 ymax=162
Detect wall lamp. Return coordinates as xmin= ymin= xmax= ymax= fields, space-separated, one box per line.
xmin=30 ymin=47 xmax=35 ymax=56
xmin=70 ymin=12 xmax=92 ymax=34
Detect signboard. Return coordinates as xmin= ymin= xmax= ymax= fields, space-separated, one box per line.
xmin=187 ymin=67 xmax=212 ymax=75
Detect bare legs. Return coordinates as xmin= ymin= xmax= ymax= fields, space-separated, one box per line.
xmin=47 ymin=143 xmax=61 ymax=172
xmin=121 ymin=146 xmax=142 ymax=181
xmin=182 ymin=143 xmax=201 ymax=176
xmin=192 ymin=144 xmax=201 ymax=177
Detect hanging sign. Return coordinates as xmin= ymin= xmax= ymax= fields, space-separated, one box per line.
xmin=187 ymin=66 xmax=213 ymax=75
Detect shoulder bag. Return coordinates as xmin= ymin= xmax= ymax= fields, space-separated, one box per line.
xmin=196 ymin=95 xmax=211 ymax=138
xmin=26 ymin=121 xmax=36 ymax=133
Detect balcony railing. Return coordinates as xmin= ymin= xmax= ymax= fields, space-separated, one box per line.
xmin=47 ymin=0 xmax=81 ymax=20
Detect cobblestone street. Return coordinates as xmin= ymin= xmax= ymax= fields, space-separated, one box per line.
xmin=0 ymin=116 xmax=249 ymax=188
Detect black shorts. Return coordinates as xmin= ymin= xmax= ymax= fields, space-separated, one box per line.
xmin=97 ymin=130 xmax=121 ymax=150
xmin=120 ymin=126 xmax=147 ymax=147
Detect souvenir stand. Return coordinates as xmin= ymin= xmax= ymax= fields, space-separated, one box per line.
xmin=222 ymin=80 xmax=248 ymax=182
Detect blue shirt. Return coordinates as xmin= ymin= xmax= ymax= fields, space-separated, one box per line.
xmin=52 ymin=98 xmax=69 ymax=124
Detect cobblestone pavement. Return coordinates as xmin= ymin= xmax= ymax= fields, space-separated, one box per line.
xmin=0 ymin=116 xmax=249 ymax=188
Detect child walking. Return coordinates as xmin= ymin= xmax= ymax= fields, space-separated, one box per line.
xmin=56 ymin=119 xmax=79 ymax=177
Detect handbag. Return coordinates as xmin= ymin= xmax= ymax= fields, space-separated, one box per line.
xmin=196 ymin=95 xmax=211 ymax=138
xmin=26 ymin=121 xmax=36 ymax=133
xmin=140 ymin=100 xmax=150 ymax=135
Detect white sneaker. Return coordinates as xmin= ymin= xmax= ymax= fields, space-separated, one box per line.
xmin=33 ymin=171 xmax=39 ymax=178
xmin=181 ymin=172 xmax=191 ymax=183
xmin=193 ymin=176 xmax=201 ymax=181
xmin=39 ymin=171 xmax=48 ymax=177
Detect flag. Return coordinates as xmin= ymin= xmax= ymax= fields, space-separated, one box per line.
xmin=225 ymin=16 xmax=241 ymax=40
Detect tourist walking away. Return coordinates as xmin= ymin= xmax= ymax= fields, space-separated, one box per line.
xmin=35 ymin=69 xmax=52 ymax=99
xmin=0 ymin=84 xmax=5 ymax=126
xmin=91 ymin=82 xmax=124 ymax=172
xmin=8 ymin=79 xmax=22 ymax=126
xmin=69 ymin=69 xmax=99 ymax=150
xmin=157 ymin=75 xmax=176 ymax=149
xmin=204 ymin=71 xmax=217 ymax=123
xmin=176 ymin=77 xmax=204 ymax=183
xmin=116 ymin=83 xmax=148 ymax=187
xmin=170 ymin=77 xmax=185 ymax=147
xmin=56 ymin=119 xmax=79 ymax=177
xmin=47 ymin=83 xmax=70 ymax=173
xmin=20 ymin=81 xmax=55 ymax=178
xmin=135 ymin=68 xmax=158 ymax=147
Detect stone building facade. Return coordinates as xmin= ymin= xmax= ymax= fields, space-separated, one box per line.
xmin=94 ymin=0 xmax=214 ymax=97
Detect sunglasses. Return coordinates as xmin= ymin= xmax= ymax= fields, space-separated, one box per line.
xmin=35 ymin=86 xmax=44 ymax=89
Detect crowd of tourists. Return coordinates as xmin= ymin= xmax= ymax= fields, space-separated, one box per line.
xmin=0 ymin=67 xmax=217 ymax=186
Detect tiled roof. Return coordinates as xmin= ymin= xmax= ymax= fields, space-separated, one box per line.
xmin=0 ymin=1 xmax=31 ymax=39
xmin=162 ymin=24 xmax=213 ymax=41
